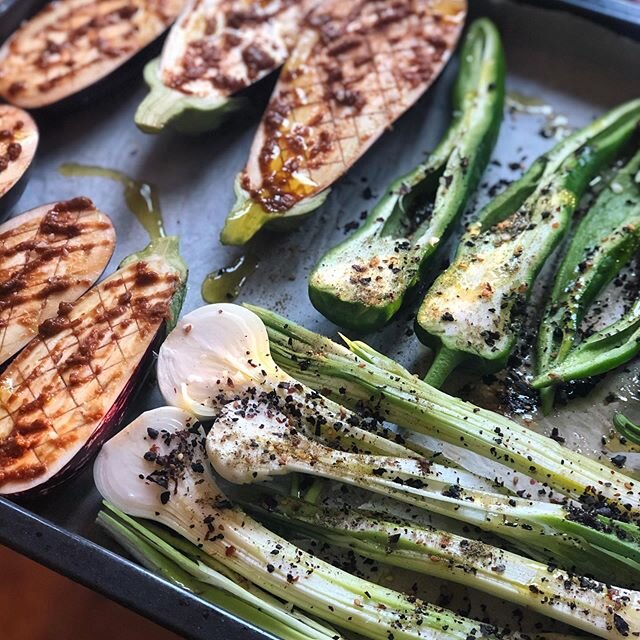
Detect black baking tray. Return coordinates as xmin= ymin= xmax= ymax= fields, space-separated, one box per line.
xmin=1 ymin=1 xmax=640 ymax=639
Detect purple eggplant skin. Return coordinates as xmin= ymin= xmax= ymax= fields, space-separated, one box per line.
xmin=0 ymin=0 xmax=183 ymax=114
xmin=0 ymin=165 xmax=29 ymax=219
xmin=0 ymin=237 xmax=188 ymax=497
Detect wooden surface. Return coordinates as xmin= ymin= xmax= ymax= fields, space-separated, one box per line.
xmin=0 ymin=545 xmax=182 ymax=640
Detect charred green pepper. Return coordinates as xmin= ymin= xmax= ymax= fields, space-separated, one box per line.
xmin=533 ymin=297 xmax=640 ymax=391
xmin=533 ymin=150 xmax=640 ymax=409
xmin=308 ymin=19 xmax=505 ymax=332
xmin=614 ymin=413 xmax=640 ymax=446
xmin=415 ymin=98 xmax=640 ymax=387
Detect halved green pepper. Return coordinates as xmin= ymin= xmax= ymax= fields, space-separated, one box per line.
xmin=532 ymin=149 xmax=640 ymax=410
xmin=533 ymin=297 xmax=640 ymax=390
xmin=307 ymin=19 xmax=505 ymax=332
xmin=415 ymin=98 xmax=640 ymax=387
xmin=614 ymin=413 xmax=640 ymax=446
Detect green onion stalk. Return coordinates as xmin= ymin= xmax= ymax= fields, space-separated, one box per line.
xmin=249 ymin=305 xmax=640 ymax=519
xmin=94 ymin=406 xmax=520 ymax=640
xmin=247 ymin=495 xmax=640 ymax=639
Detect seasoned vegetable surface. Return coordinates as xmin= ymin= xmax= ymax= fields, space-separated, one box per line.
xmin=220 ymin=0 xmax=467 ymax=245
xmin=95 ymin=405 xmax=500 ymax=640
xmin=136 ymin=0 xmax=315 ymax=133
xmin=254 ymin=304 xmax=640 ymax=515
xmin=0 ymin=197 xmax=115 ymax=366
xmin=415 ymin=98 xmax=640 ymax=386
xmin=309 ymin=18 xmax=504 ymax=331
xmin=0 ymin=0 xmax=184 ymax=109
xmin=0 ymin=105 xmax=38 ymax=215
xmin=534 ymin=149 xmax=640 ymax=408
xmin=257 ymin=496 xmax=640 ymax=638
xmin=0 ymin=237 xmax=186 ymax=495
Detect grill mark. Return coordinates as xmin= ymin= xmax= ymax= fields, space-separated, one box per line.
xmin=0 ymin=261 xmax=179 ymax=488
xmin=246 ymin=0 xmax=463 ymax=212
xmin=1 ymin=0 xmax=181 ymax=100
xmin=0 ymin=205 xmax=110 ymax=336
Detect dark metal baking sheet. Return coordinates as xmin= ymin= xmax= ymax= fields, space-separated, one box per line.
xmin=1 ymin=1 xmax=640 ymax=639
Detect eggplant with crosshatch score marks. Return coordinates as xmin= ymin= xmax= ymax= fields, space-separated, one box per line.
xmin=136 ymin=0 xmax=318 ymax=134
xmin=0 ymin=197 xmax=115 ymax=366
xmin=220 ymin=0 xmax=468 ymax=245
xmin=0 ymin=0 xmax=184 ymax=110
xmin=0 ymin=236 xmax=187 ymax=496
xmin=0 ymin=105 xmax=39 ymax=217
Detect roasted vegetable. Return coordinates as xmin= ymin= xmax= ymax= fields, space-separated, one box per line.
xmin=0 ymin=0 xmax=184 ymax=109
xmin=0 ymin=197 xmax=115 ymax=366
xmin=220 ymin=0 xmax=467 ymax=245
xmin=158 ymin=305 xmax=419 ymax=459
xmin=0 ymin=236 xmax=187 ymax=495
xmin=0 ymin=106 xmax=38 ymax=216
xmin=614 ymin=412 xmax=640 ymax=446
xmin=136 ymin=0 xmax=313 ymax=134
xmin=98 ymin=504 xmax=346 ymax=640
xmin=255 ymin=496 xmax=640 ymax=639
xmin=252 ymin=304 xmax=640 ymax=516
xmin=415 ymin=98 xmax=640 ymax=387
xmin=94 ymin=406 xmax=506 ymax=640
xmin=308 ymin=19 xmax=504 ymax=332
xmin=533 ymin=297 xmax=640 ymax=391
xmin=533 ymin=150 xmax=640 ymax=409
xmin=154 ymin=303 xmax=640 ymax=585
xmin=204 ymin=372 xmax=640 ymax=584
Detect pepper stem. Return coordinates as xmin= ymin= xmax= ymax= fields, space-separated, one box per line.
xmin=539 ymin=386 xmax=556 ymax=415
xmin=423 ymin=346 xmax=464 ymax=388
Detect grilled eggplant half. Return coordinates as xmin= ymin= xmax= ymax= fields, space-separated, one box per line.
xmin=0 ymin=0 xmax=184 ymax=110
xmin=0 ymin=106 xmax=39 ymax=216
xmin=0 ymin=237 xmax=187 ymax=496
xmin=220 ymin=0 xmax=467 ymax=245
xmin=136 ymin=0 xmax=315 ymax=134
xmin=0 ymin=197 xmax=116 ymax=367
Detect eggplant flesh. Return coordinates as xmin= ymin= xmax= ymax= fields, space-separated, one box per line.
xmin=221 ymin=0 xmax=466 ymax=244
xmin=0 ymin=249 xmax=181 ymax=495
xmin=159 ymin=0 xmax=314 ymax=98
xmin=0 ymin=105 xmax=39 ymax=216
xmin=0 ymin=0 xmax=184 ymax=109
xmin=0 ymin=197 xmax=116 ymax=367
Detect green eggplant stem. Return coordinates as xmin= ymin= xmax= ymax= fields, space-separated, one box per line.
xmin=423 ymin=347 xmax=464 ymax=388
xmin=136 ymin=82 xmax=192 ymax=134
xmin=220 ymin=176 xmax=331 ymax=246
xmin=135 ymin=59 xmax=244 ymax=135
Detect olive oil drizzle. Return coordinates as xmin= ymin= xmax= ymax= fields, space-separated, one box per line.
xmin=506 ymin=91 xmax=552 ymax=115
xmin=59 ymin=163 xmax=165 ymax=240
xmin=201 ymin=254 xmax=259 ymax=303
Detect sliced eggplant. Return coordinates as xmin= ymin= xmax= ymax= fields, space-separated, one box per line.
xmin=220 ymin=0 xmax=467 ymax=245
xmin=0 ymin=0 xmax=184 ymax=109
xmin=0 ymin=197 xmax=116 ymax=367
xmin=0 ymin=105 xmax=39 ymax=216
xmin=0 ymin=236 xmax=187 ymax=496
xmin=136 ymin=0 xmax=315 ymax=134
